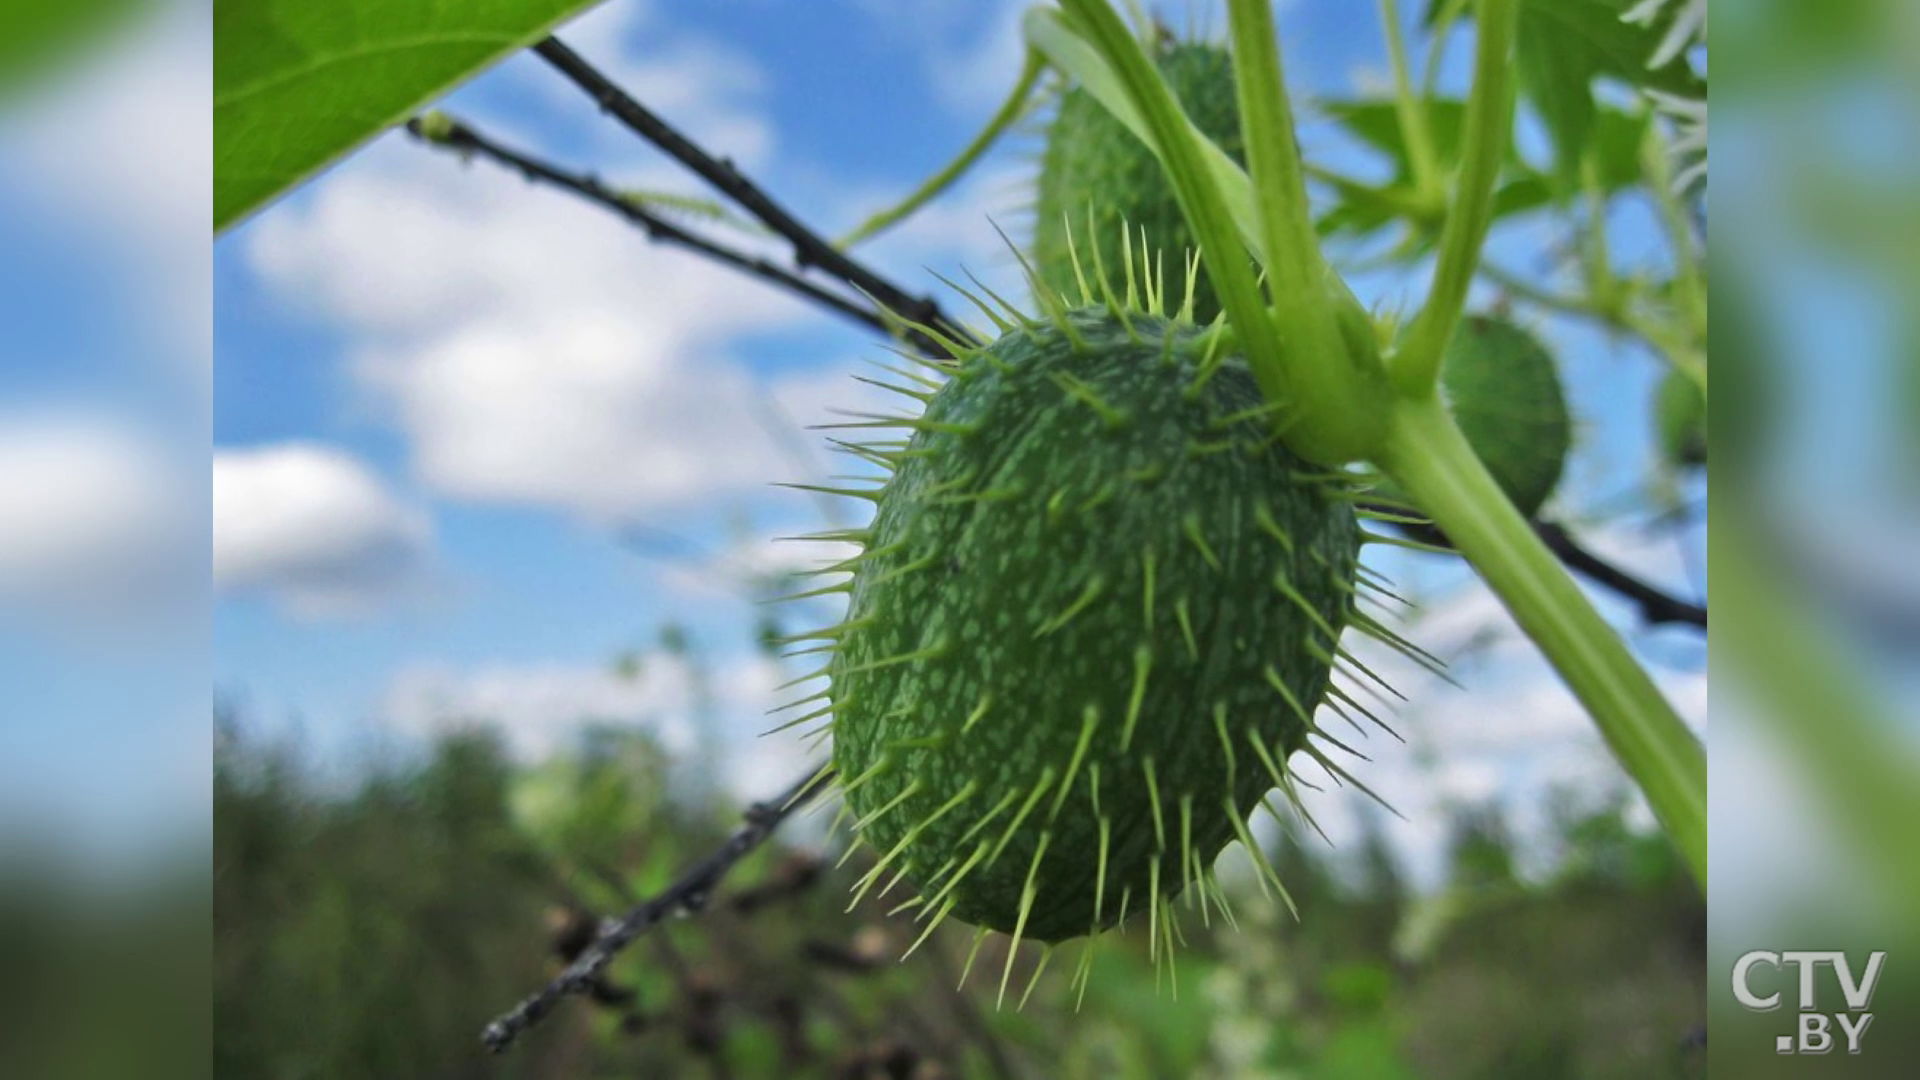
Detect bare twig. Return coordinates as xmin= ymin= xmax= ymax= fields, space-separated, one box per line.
xmin=481 ymin=764 xmax=832 ymax=1053
xmin=1534 ymin=519 xmax=1707 ymax=629
xmin=1376 ymin=509 xmax=1707 ymax=629
xmin=532 ymin=35 xmax=979 ymax=359
xmin=405 ymin=115 xmax=890 ymax=337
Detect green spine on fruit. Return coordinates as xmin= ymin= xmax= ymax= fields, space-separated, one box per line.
xmin=1032 ymin=40 xmax=1244 ymax=325
xmin=811 ymin=299 xmax=1383 ymax=971
xmin=1434 ymin=315 xmax=1572 ymax=518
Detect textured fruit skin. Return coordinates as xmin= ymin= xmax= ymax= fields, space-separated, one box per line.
xmin=1032 ymin=42 xmax=1244 ymax=324
xmin=830 ymin=310 xmax=1358 ymax=943
xmin=1439 ymin=315 xmax=1572 ymax=518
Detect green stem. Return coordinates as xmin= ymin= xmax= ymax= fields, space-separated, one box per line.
xmin=1478 ymin=262 xmax=1708 ymax=393
xmin=1393 ymin=0 xmax=1519 ymax=394
xmin=1640 ymin=126 xmax=1708 ymax=350
xmin=1623 ymin=310 xmax=1709 ymax=393
xmin=1378 ymin=0 xmax=1443 ymax=202
xmin=1478 ymin=262 xmax=1607 ymax=320
xmin=1046 ymin=0 xmax=1313 ymax=453
xmin=1224 ymin=0 xmax=1388 ymax=462
xmin=1225 ymin=0 xmax=1326 ymax=296
xmin=1422 ymin=0 xmax=1470 ymax=97
xmin=1579 ymin=151 xmax=1621 ymax=314
xmin=1304 ymin=162 xmax=1431 ymax=217
xmin=1712 ymin=500 xmax=1920 ymax=919
xmin=836 ymin=50 xmax=1046 ymax=249
xmin=1024 ymin=8 xmax=1261 ymax=263
xmin=1376 ymin=393 xmax=1706 ymax=885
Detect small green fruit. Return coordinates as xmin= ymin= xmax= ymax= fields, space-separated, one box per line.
xmin=1400 ymin=315 xmax=1571 ymax=519
xmin=818 ymin=306 xmax=1372 ymax=961
xmin=1032 ymin=41 xmax=1244 ymax=324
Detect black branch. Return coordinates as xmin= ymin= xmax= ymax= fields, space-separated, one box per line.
xmin=481 ymin=764 xmax=832 ymax=1054
xmin=1535 ymin=520 xmax=1707 ymax=629
xmin=532 ymin=34 xmax=979 ymax=359
xmin=1380 ymin=512 xmax=1707 ymax=629
xmin=404 ymin=115 xmax=891 ymax=338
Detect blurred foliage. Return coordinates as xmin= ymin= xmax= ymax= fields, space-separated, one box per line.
xmin=212 ymin=713 xmax=1705 ymax=1078
xmin=0 ymin=0 xmax=150 ymax=109
xmin=0 ymin=861 xmax=207 ymax=1080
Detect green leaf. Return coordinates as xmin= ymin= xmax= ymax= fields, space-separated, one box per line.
xmin=1515 ymin=11 xmax=1596 ymax=191
xmin=1318 ymin=95 xmax=1572 ymax=241
xmin=1316 ymin=94 xmax=1648 ymax=239
xmin=1456 ymin=0 xmax=1701 ymax=191
xmin=215 ymin=0 xmax=606 ymax=232
xmin=1587 ymin=103 xmax=1652 ymax=191
xmin=1322 ymin=97 xmax=1474 ymax=172
xmin=1315 ymin=179 xmax=1412 ymax=239
xmin=0 ymin=0 xmax=150 ymax=107
xmin=1525 ymin=0 xmax=1702 ymax=96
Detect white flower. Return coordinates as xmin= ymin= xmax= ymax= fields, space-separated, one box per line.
xmin=1624 ymin=0 xmax=1708 ymax=195
xmin=1622 ymin=0 xmax=1708 ymax=71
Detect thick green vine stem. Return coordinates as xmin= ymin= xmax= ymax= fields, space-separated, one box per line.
xmin=1392 ymin=0 xmax=1519 ymax=394
xmin=1377 ymin=0 xmax=1442 ymax=205
xmin=1225 ymin=0 xmax=1392 ymax=461
xmin=1377 ymin=393 xmax=1707 ymax=885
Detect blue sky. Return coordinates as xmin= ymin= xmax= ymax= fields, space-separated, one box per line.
xmin=0 ymin=0 xmax=208 ymax=873
xmin=3 ymin=0 xmax=1710 ymax=885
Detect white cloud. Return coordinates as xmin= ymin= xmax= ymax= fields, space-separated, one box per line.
xmin=933 ymin=0 xmax=1034 ymax=116
xmin=2 ymin=1 xmax=211 ymax=381
xmin=244 ymin=128 xmax=834 ymax=518
xmin=0 ymin=414 xmax=188 ymax=617
xmin=531 ymin=0 xmax=774 ymax=169
xmin=237 ymin=0 xmax=1057 ymax=525
xmin=213 ymin=443 xmax=432 ymax=618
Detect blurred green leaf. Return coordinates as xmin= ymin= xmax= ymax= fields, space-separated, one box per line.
xmin=1316 ymin=96 xmax=1648 ymax=242
xmin=1432 ymin=0 xmax=1701 ymax=190
xmin=214 ymin=0 xmax=606 ymax=231
xmin=1514 ymin=12 xmax=1595 ymax=191
xmin=0 ymin=0 xmax=149 ymax=107
xmin=1322 ymin=97 xmax=1472 ymax=169
xmin=1309 ymin=1019 xmax=1418 ymax=1080
xmin=1587 ymin=103 xmax=1652 ymax=191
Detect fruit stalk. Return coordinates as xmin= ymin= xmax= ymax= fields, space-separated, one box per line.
xmin=1376 ymin=392 xmax=1707 ymax=885
xmin=1049 ymin=0 xmax=1389 ymax=464
xmin=1392 ymin=0 xmax=1519 ymax=394
xmin=1377 ymin=0 xmax=1443 ymax=205
xmin=1225 ymin=0 xmax=1390 ymax=460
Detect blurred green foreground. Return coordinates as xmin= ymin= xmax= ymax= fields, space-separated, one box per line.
xmin=202 ymin=717 xmax=1703 ymax=1080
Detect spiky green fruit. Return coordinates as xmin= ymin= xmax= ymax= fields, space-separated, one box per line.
xmin=1032 ymin=41 xmax=1244 ymax=324
xmin=826 ymin=308 xmax=1361 ymax=947
xmin=1433 ymin=315 xmax=1572 ymax=519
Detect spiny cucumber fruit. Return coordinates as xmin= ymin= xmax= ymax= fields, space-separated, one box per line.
xmin=1032 ymin=40 xmax=1244 ymax=326
xmin=781 ymin=258 xmax=1427 ymax=998
xmin=1376 ymin=315 xmax=1571 ymax=518
xmin=1439 ymin=316 xmax=1571 ymax=518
